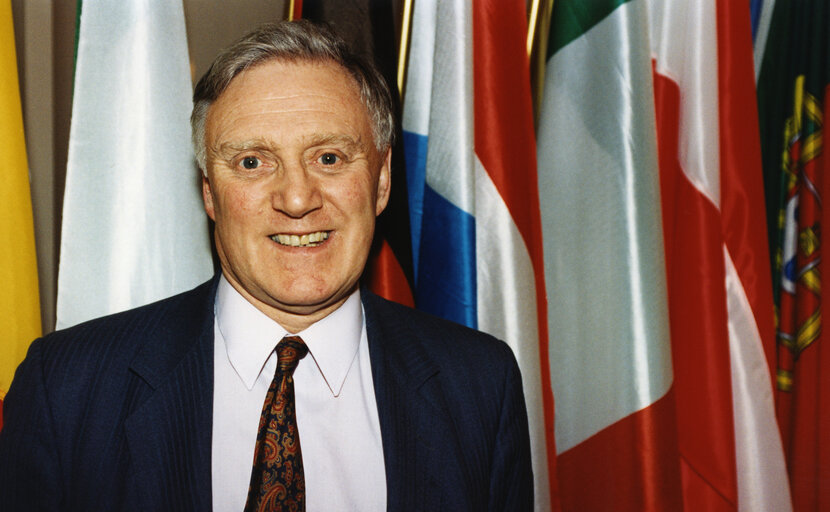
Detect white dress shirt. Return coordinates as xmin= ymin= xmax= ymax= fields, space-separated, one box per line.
xmin=211 ymin=276 xmax=386 ymax=511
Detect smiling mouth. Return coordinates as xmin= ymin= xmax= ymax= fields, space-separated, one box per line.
xmin=271 ymin=231 xmax=331 ymax=248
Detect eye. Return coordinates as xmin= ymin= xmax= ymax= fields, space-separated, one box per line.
xmin=318 ymin=153 xmax=339 ymax=165
xmin=241 ymin=156 xmax=260 ymax=169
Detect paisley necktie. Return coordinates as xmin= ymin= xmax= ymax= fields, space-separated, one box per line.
xmin=245 ymin=336 xmax=309 ymax=512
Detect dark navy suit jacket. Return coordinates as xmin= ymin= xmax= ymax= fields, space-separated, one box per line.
xmin=0 ymin=277 xmax=533 ymax=511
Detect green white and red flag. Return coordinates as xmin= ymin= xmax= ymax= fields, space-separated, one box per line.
xmin=539 ymin=0 xmax=791 ymax=509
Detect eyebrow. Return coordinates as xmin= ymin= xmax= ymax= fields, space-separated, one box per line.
xmin=303 ymin=133 xmax=368 ymax=153
xmin=212 ymin=134 xmax=369 ymax=158
xmin=212 ymin=138 xmax=273 ymax=158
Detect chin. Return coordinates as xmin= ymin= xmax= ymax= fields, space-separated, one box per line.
xmin=272 ymin=287 xmax=340 ymax=310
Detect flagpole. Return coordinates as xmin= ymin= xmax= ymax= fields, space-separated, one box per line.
xmin=528 ymin=0 xmax=555 ymax=123
xmin=397 ymin=0 xmax=414 ymax=99
xmin=527 ymin=0 xmax=541 ymax=57
xmin=286 ymin=0 xmax=301 ymax=20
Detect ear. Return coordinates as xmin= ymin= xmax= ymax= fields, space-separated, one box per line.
xmin=375 ymin=148 xmax=392 ymax=216
xmin=202 ymin=175 xmax=217 ymax=221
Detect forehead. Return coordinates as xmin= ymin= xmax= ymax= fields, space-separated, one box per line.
xmin=225 ymin=57 xmax=362 ymax=99
xmin=206 ymin=58 xmax=372 ymax=145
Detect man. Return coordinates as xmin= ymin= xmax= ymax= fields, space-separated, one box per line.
xmin=0 ymin=21 xmax=532 ymax=511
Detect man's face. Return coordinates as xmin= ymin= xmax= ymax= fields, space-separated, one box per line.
xmin=202 ymin=59 xmax=391 ymax=332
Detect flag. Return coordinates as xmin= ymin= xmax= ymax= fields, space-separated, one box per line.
xmin=538 ymin=0 xmax=679 ymax=508
xmin=653 ymin=1 xmax=790 ymax=508
xmin=299 ymin=0 xmax=415 ymax=307
xmin=402 ymin=1 xmax=555 ymax=509
xmin=757 ymin=1 xmax=830 ymax=509
xmin=0 ymin=0 xmax=41 ymax=431
xmin=749 ymin=0 xmax=764 ymax=42
xmin=540 ymin=0 xmax=791 ymax=509
xmin=752 ymin=0 xmax=776 ymax=82
xmin=56 ymin=0 xmax=213 ymax=329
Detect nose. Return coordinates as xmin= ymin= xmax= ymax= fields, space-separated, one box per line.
xmin=272 ymin=159 xmax=323 ymax=218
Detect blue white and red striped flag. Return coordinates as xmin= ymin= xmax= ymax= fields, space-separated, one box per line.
xmin=402 ymin=1 xmax=556 ymax=509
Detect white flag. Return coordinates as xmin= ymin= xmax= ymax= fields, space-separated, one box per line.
xmin=57 ymin=0 xmax=213 ymax=329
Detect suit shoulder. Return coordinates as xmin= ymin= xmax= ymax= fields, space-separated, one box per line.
xmin=362 ymin=291 xmax=517 ymax=368
xmin=33 ymin=279 xmax=215 ymax=375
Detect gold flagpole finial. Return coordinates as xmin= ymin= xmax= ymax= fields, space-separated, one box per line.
xmin=527 ymin=0 xmax=541 ymax=57
xmin=397 ymin=0 xmax=415 ymax=99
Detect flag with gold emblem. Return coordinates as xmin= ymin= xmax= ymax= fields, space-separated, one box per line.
xmin=757 ymin=1 xmax=830 ymax=509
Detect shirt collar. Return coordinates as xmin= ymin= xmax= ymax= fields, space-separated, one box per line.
xmin=215 ymin=275 xmax=363 ymax=392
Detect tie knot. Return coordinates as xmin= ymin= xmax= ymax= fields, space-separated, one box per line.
xmin=276 ymin=336 xmax=308 ymax=375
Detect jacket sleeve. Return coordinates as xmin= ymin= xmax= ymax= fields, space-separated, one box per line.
xmin=0 ymin=340 xmax=65 ymax=511
xmin=489 ymin=354 xmax=534 ymax=511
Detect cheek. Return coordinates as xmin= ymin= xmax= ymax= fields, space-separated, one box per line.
xmin=339 ymin=174 xmax=378 ymax=210
xmin=216 ymin=185 xmax=266 ymax=220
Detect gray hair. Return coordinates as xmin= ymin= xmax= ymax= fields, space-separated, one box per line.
xmin=191 ymin=20 xmax=395 ymax=173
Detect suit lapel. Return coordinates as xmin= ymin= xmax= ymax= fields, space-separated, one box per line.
xmin=118 ymin=281 xmax=472 ymax=510
xmin=124 ymin=278 xmax=218 ymax=511
xmin=363 ymin=291 xmax=467 ymax=511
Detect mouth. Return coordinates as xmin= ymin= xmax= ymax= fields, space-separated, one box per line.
xmin=270 ymin=231 xmax=331 ymax=248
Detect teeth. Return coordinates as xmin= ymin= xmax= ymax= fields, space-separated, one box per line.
xmin=272 ymin=231 xmax=330 ymax=247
